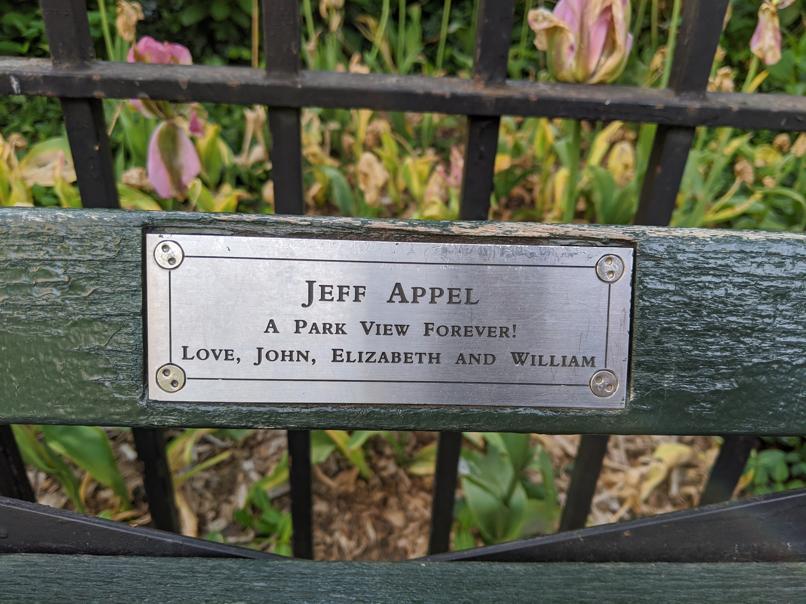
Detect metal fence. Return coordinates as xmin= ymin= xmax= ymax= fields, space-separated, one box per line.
xmin=1 ymin=0 xmax=805 ymax=560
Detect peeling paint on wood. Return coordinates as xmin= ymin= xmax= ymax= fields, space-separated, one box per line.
xmin=1 ymin=208 xmax=804 ymax=434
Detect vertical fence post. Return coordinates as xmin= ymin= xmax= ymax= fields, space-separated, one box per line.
xmin=0 ymin=426 xmax=34 ymax=501
xmin=560 ymin=0 xmax=732 ymax=532
xmin=40 ymin=0 xmax=180 ymax=532
xmin=261 ymin=0 xmax=312 ymax=559
xmin=459 ymin=0 xmax=516 ymax=219
xmin=559 ymin=434 xmax=608 ymax=531
xmin=263 ymin=0 xmax=305 ymax=214
xmin=700 ymin=436 xmax=757 ymax=506
xmin=39 ymin=0 xmax=118 ymax=207
xmin=132 ymin=428 xmax=180 ymax=532
xmin=428 ymin=0 xmax=516 ymax=555
xmin=634 ymin=0 xmax=731 ymax=224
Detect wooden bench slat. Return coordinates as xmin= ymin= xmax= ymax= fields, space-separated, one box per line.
xmin=2 ymin=556 xmax=806 ymax=602
xmin=1 ymin=208 xmax=804 ymax=434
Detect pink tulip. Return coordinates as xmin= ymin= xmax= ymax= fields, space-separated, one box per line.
xmin=528 ymin=0 xmax=632 ymax=84
xmin=147 ymin=121 xmax=201 ymax=199
xmin=188 ymin=106 xmax=205 ymax=137
xmin=127 ymin=35 xmax=192 ymax=65
xmin=750 ymin=1 xmax=791 ymax=66
xmin=127 ymin=37 xmax=193 ymax=118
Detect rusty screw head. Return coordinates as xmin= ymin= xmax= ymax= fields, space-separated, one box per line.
xmin=154 ymin=240 xmax=184 ymax=270
xmin=156 ymin=363 xmax=186 ymax=393
xmin=590 ymin=369 xmax=618 ymax=398
xmin=595 ymin=254 xmax=625 ymax=283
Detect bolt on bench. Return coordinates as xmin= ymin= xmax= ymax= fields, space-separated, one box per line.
xmin=1 ymin=0 xmax=806 ymax=601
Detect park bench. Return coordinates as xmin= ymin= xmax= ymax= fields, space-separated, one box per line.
xmin=1 ymin=0 xmax=805 ymax=601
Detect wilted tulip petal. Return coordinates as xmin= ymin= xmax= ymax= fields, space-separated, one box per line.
xmin=115 ymin=1 xmax=144 ymax=43
xmin=751 ymin=2 xmax=782 ymax=66
xmin=147 ymin=121 xmax=201 ymax=199
xmin=127 ymin=37 xmax=193 ymax=118
xmin=529 ymin=0 xmax=632 ymax=84
xmin=529 ymin=7 xmax=577 ymax=82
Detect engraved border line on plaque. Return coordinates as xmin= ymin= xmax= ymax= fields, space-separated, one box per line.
xmin=146 ymin=234 xmax=633 ymax=408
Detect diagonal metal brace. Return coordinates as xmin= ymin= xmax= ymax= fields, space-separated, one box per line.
xmin=426 ymin=488 xmax=806 ymax=563
xmin=0 ymin=496 xmax=281 ymax=559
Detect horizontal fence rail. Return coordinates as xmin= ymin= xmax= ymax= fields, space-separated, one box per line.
xmin=1 ymin=59 xmax=804 ymax=132
xmin=1 ymin=208 xmax=804 ymax=434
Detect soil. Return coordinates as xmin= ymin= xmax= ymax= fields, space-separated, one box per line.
xmin=28 ymin=429 xmax=721 ymax=560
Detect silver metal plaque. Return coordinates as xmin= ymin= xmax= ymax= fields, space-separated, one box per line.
xmin=146 ymin=234 xmax=633 ymax=408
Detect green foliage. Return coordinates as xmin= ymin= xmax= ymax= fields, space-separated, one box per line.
xmin=41 ymin=425 xmax=131 ymax=508
xmin=456 ymin=433 xmax=559 ymax=546
xmin=11 ymin=425 xmax=129 ymax=512
xmin=233 ymin=453 xmax=293 ymax=555
xmin=743 ymin=438 xmax=806 ymax=495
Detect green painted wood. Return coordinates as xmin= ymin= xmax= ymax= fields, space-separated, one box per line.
xmin=1 ymin=208 xmax=804 ymax=434
xmin=1 ymin=556 xmax=806 ymax=602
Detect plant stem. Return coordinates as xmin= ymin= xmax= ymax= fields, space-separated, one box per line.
xmin=397 ymin=0 xmax=407 ymax=70
xmin=252 ymin=0 xmax=260 ymax=69
xmin=368 ymin=0 xmax=391 ymax=66
xmin=660 ymin=0 xmax=682 ymax=88
xmin=636 ymin=0 xmax=681 ymax=196
xmin=302 ymin=0 xmax=316 ymax=61
xmin=742 ymin=56 xmax=760 ymax=93
xmin=632 ymin=0 xmax=647 ymax=46
xmin=563 ymin=120 xmax=581 ymax=223
xmin=650 ymin=0 xmax=659 ymax=51
xmin=436 ymin=0 xmax=452 ymax=71
xmin=96 ymin=0 xmax=115 ymax=61
xmin=518 ymin=0 xmax=534 ymax=75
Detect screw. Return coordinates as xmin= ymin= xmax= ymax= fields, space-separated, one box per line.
xmin=595 ymin=254 xmax=625 ymax=283
xmin=590 ymin=369 xmax=618 ymax=398
xmin=156 ymin=363 xmax=186 ymax=393
xmin=154 ymin=240 xmax=184 ymax=270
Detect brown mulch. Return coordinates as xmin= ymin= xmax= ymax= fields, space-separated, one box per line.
xmin=27 ymin=430 xmax=720 ymax=560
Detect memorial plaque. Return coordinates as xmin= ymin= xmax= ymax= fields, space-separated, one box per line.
xmin=146 ymin=234 xmax=633 ymax=408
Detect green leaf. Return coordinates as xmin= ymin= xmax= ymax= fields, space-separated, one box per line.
xmin=320 ymin=166 xmax=356 ymax=215
xmin=500 ymin=434 xmax=532 ymax=476
xmin=407 ymin=442 xmax=437 ymax=476
xmin=179 ymin=5 xmax=208 ymax=26
xmin=41 ymin=425 xmax=131 ymax=508
xmin=12 ymin=425 xmax=83 ymax=511
xmin=462 ymin=475 xmax=506 ymax=543
xmin=118 ymin=184 xmax=162 ymax=211
xmin=347 ymin=430 xmax=381 ymax=450
xmin=310 ymin=431 xmax=336 ymax=464
xmin=466 ymin=444 xmax=513 ymax=500
xmin=324 ymin=430 xmax=372 ymax=478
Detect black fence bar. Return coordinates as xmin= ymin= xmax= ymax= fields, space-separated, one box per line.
xmin=4 ymin=60 xmax=803 ymax=132
xmin=262 ymin=0 xmax=311 ymax=558
xmin=40 ymin=0 xmax=181 ymax=535
xmin=0 ymin=496 xmax=279 ymax=558
xmin=40 ymin=0 xmax=179 ymax=533
xmin=459 ymin=0 xmax=516 ymax=219
xmin=430 ymin=488 xmax=806 ymax=563
xmin=635 ymin=0 xmax=731 ymax=225
xmin=132 ymin=428 xmax=181 ymax=533
xmin=559 ymin=434 xmax=609 ymax=531
xmin=287 ymin=429 xmax=313 ymax=559
xmin=428 ymin=431 xmax=463 ymax=555
xmin=0 ymin=426 xmax=34 ymax=502
xmin=700 ymin=436 xmax=758 ymax=506
xmin=562 ymin=0 xmax=734 ymax=530
xmin=428 ymin=0 xmax=517 ymax=554
xmin=39 ymin=0 xmax=118 ymax=207
xmin=263 ymin=0 xmax=304 ymax=215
